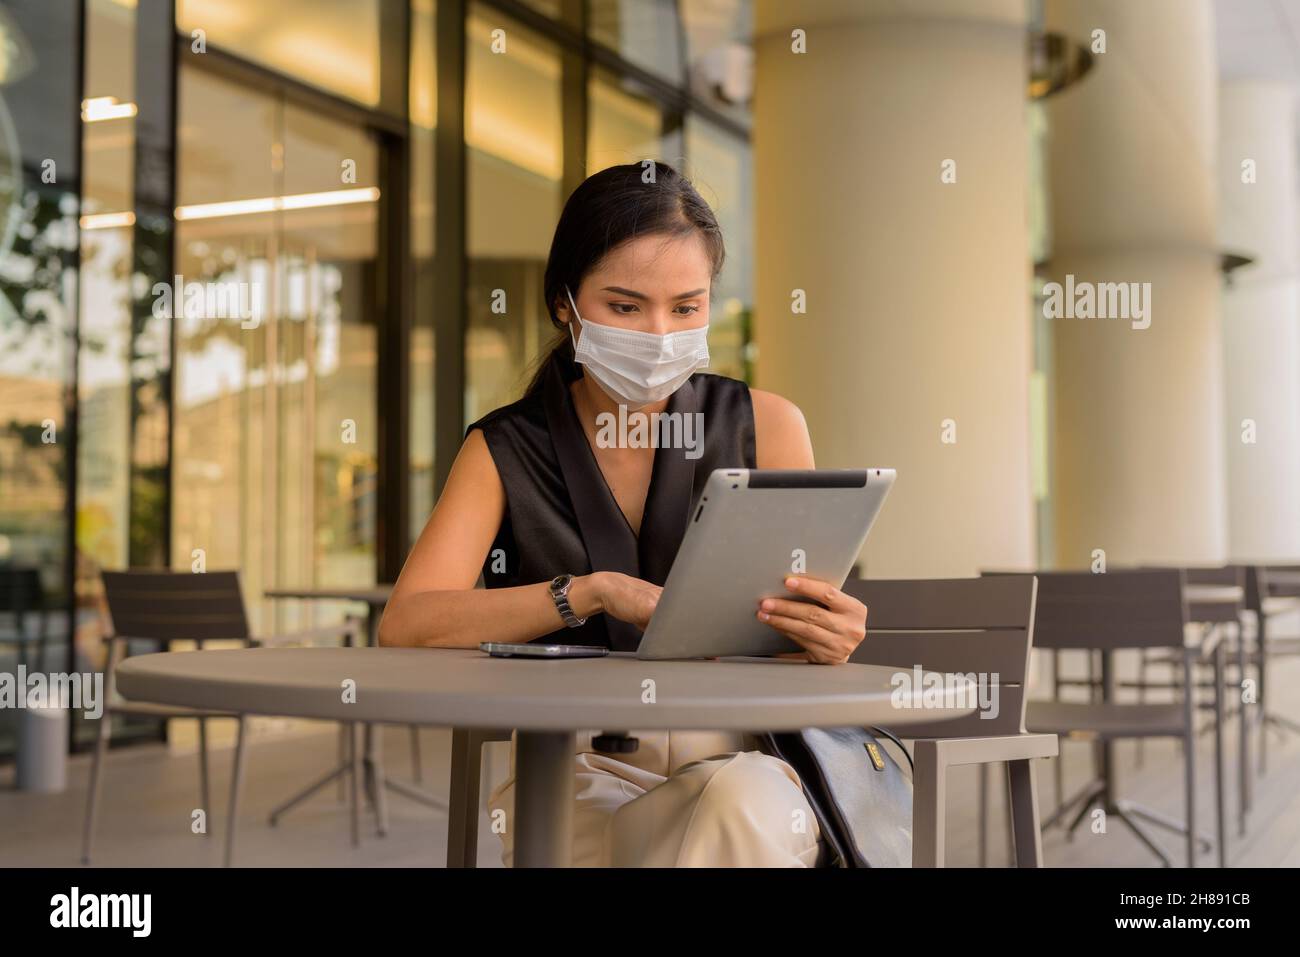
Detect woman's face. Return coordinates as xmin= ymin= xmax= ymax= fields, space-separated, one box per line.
xmin=559 ymin=231 xmax=712 ymax=338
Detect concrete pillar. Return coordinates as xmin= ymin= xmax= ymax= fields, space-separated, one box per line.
xmin=752 ymin=0 xmax=1034 ymax=577
xmin=1044 ymin=0 xmax=1226 ymax=567
xmin=1217 ymin=81 xmax=1300 ymax=561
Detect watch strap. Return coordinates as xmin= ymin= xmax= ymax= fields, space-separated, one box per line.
xmin=550 ymin=574 xmax=588 ymax=628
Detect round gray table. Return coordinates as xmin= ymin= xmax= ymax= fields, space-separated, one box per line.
xmin=116 ymin=646 xmax=977 ymax=867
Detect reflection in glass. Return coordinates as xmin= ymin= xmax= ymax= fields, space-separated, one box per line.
xmin=78 ymin=0 xmax=135 ymax=596
xmin=588 ymin=67 xmax=668 ymax=174
xmin=75 ymin=0 xmax=154 ymax=751
xmin=588 ymin=0 xmax=683 ymax=85
xmin=680 ymin=0 xmax=753 ymax=129
xmin=518 ymin=0 xmax=564 ymax=20
xmin=684 ymin=115 xmax=751 ymax=381
xmin=0 ymin=0 xmax=80 ymax=759
xmin=176 ymin=0 xmax=389 ymax=110
xmin=465 ymin=6 xmax=562 ymax=424
xmin=171 ymin=66 xmax=379 ymax=638
xmin=410 ymin=0 xmax=436 ymax=538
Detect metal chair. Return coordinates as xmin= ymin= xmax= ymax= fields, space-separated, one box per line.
xmin=842 ymin=576 xmax=1057 ymax=867
xmin=993 ymin=569 xmax=1220 ymax=867
xmin=82 ymin=570 xmax=360 ymax=867
xmin=1245 ymin=564 xmax=1300 ymax=775
xmin=0 ymin=566 xmax=50 ymax=673
xmin=1131 ymin=565 xmax=1248 ymax=849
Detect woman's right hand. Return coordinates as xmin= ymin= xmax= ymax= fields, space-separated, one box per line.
xmin=586 ymin=571 xmax=662 ymax=630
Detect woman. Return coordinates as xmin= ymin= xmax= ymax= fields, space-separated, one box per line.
xmin=379 ymin=161 xmax=870 ymax=867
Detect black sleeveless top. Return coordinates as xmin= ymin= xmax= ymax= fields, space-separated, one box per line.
xmin=466 ymin=353 xmax=757 ymax=651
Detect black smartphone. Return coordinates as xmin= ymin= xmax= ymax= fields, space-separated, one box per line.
xmin=479 ymin=642 xmax=609 ymax=659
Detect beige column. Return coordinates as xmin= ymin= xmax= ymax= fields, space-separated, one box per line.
xmin=1044 ymin=0 xmax=1226 ymax=566
xmin=1217 ymin=81 xmax=1300 ymax=561
xmin=752 ymin=0 xmax=1034 ymax=578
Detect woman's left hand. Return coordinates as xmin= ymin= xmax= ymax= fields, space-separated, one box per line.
xmin=756 ymin=576 xmax=868 ymax=665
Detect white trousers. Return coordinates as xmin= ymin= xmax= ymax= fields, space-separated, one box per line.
xmin=487 ymin=730 xmax=823 ymax=867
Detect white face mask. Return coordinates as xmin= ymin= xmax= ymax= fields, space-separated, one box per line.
xmin=565 ymin=286 xmax=710 ymax=410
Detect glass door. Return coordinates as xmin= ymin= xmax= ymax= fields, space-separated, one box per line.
xmin=172 ymin=65 xmax=380 ymax=640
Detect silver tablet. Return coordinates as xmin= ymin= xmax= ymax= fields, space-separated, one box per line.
xmin=636 ymin=467 xmax=895 ymax=660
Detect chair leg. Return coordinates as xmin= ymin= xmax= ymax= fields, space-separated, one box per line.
xmin=1050 ymin=652 xmax=1063 ymax=812
xmin=82 ymin=636 xmax=125 ymax=865
xmin=349 ymin=722 xmax=362 ymax=848
xmin=447 ymin=728 xmax=486 ymax=868
xmin=224 ymin=716 xmax=248 ymax=868
xmin=911 ymin=740 xmax=946 ymax=867
xmin=1257 ymin=613 xmax=1268 ymax=776
xmin=80 ymin=705 xmax=114 ymax=865
xmin=976 ymin=761 xmax=988 ymax=868
xmin=1236 ymin=624 xmax=1250 ymax=836
xmin=1053 ymin=745 xmax=1065 ymax=815
xmin=1007 ymin=758 xmax=1044 ymax=867
xmin=367 ymin=724 xmax=390 ymax=837
xmin=1213 ymin=641 xmax=1227 ymax=868
xmin=1005 ymin=763 xmax=1016 ymax=865
xmin=1136 ymin=651 xmax=1148 ymax=768
xmin=1182 ymin=651 xmax=1197 ymax=868
xmin=409 ymin=725 xmax=423 ymax=783
xmin=337 ymin=724 xmax=347 ymax=802
xmin=198 ymin=716 xmax=211 ymax=835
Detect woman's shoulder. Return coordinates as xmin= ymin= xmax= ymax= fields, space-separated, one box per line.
xmin=745 ymin=386 xmax=814 ymax=469
xmin=747 ymin=387 xmax=807 ymax=432
xmin=465 ymin=388 xmax=548 ymax=440
xmin=691 ymin=372 xmax=804 ymax=427
xmin=689 ymin=369 xmax=753 ymax=411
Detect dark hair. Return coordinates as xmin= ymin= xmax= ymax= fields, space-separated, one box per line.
xmin=522 ymin=161 xmax=725 ymax=396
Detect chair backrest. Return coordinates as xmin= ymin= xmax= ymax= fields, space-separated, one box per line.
xmin=0 ymin=566 xmax=44 ymax=617
xmin=1182 ymin=564 xmax=1244 ymax=625
xmin=1257 ymin=564 xmax=1300 ymax=602
xmin=101 ymin=570 xmax=251 ymax=645
xmin=1180 ymin=564 xmax=1242 ymax=588
xmin=841 ymin=576 xmax=1037 ymax=737
xmin=987 ymin=569 xmax=1185 ymax=652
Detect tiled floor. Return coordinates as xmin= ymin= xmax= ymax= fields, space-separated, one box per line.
xmin=2 ymin=656 xmax=1299 ymax=868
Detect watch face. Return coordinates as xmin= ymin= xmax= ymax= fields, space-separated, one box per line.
xmin=550 ymin=574 xmax=572 ymax=593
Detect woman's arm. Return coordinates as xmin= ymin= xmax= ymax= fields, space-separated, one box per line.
xmin=378 ymin=430 xmax=658 ymax=648
xmin=750 ymin=388 xmax=869 ymax=665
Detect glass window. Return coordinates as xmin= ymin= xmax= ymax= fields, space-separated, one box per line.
xmin=410 ymin=0 xmax=436 ymax=541
xmin=588 ymin=0 xmax=684 ymax=85
xmin=75 ymin=0 xmax=145 ymax=751
xmin=78 ymin=0 xmax=136 ymax=593
xmin=0 ymin=0 xmax=81 ymax=759
xmin=680 ymin=0 xmax=753 ymax=129
xmin=518 ymin=0 xmax=564 ymax=19
xmin=588 ymin=67 xmax=670 ymax=174
xmin=172 ymin=65 xmax=380 ymax=636
xmin=684 ymin=115 xmax=751 ymax=380
xmin=465 ymin=5 xmax=563 ymax=425
xmin=176 ymin=0 xmax=401 ymax=112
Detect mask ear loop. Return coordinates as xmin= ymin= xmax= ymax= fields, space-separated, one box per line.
xmin=564 ymin=285 xmax=582 ymax=350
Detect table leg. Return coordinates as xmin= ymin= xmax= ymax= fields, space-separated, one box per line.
xmin=362 ymin=605 xmax=391 ymax=836
xmin=513 ymin=731 xmax=575 ymax=867
xmin=367 ymin=723 xmax=391 ymax=837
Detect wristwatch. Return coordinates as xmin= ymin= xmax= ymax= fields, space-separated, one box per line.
xmin=548 ymin=573 xmax=588 ymax=628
